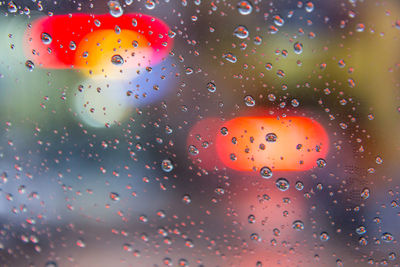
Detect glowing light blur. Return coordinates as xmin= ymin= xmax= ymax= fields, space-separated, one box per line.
xmin=24 ymin=13 xmax=172 ymax=78
xmin=188 ymin=115 xmax=329 ymax=172
xmin=216 ymin=116 xmax=329 ymax=171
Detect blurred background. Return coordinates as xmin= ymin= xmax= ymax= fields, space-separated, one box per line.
xmin=0 ymin=0 xmax=399 ymax=266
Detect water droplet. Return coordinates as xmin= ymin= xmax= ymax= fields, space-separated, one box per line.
xmin=223 ymin=52 xmax=237 ymax=63
xmin=220 ymin=127 xmax=228 ymax=136
xmin=25 ymin=60 xmax=35 ymax=72
xmin=244 ymin=95 xmax=256 ymax=106
xmin=248 ymin=214 xmax=256 ymax=223
xmin=94 ymin=19 xmax=101 ymax=27
xmin=250 ymin=233 xmax=261 ymax=241
xmin=305 ymin=1 xmax=314 ymax=13
xmin=320 ymin=232 xmax=330 ymax=241
xmin=359 ymin=237 xmax=368 ymax=246
xmin=7 ymin=1 xmax=17 ymax=13
xmin=260 ymin=167 xmax=273 ymax=179
xmin=316 ymin=158 xmax=327 ymax=168
xmin=233 ymin=25 xmax=249 ymax=39
xmin=273 ymin=15 xmax=285 ymax=27
xmin=237 ymin=0 xmax=253 ymax=15
xmin=356 ymin=226 xmax=367 ymax=235
xmin=375 ymin=156 xmax=383 ymax=164
xmin=161 ymin=159 xmax=173 ymax=172
xmin=265 ymin=133 xmax=277 ymax=142
xmin=292 ymin=220 xmax=304 ymax=230
xmin=361 ymin=188 xmax=370 ymax=200
xmin=293 ymin=42 xmax=303 ymax=54
xmin=295 ymin=181 xmax=304 ymax=191
xmin=276 ymin=178 xmax=289 ymax=191
xmin=69 ymin=41 xmax=76 ymax=50
xmin=145 ymin=0 xmax=156 ymax=10
xmin=381 ymin=232 xmax=394 ymax=242
xmin=76 ymin=239 xmax=86 ymax=248
xmin=41 ymin=32 xmax=52 ymax=45
xmin=45 ymin=261 xmax=58 ymax=267
xmin=206 ymin=82 xmax=216 ymax=92
xmin=188 ymin=145 xmax=199 ymax=155
xmin=108 ymin=0 xmax=123 ymax=17
xmin=182 ymin=194 xmax=191 ymax=204
xmin=111 ymin=54 xmax=124 ymax=66
xmin=109 ymin=192 xmax=120 ymax=201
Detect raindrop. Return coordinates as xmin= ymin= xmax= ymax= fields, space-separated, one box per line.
xmin=320 ymin=232 xmax=330 ymax=241
xmin=265 ymin=133 xmax=277 ymax=142
xmin=361 ymin=188 xmax=370 ymax=200
xmin=188 ymin=145 xmax=199 ymax=155
xmin=305 ymin=1 xmax=314 ymax=13
xmin=145 ymin=0 xmax=156 ymax=10
xmin=69 ymin=41 xmax=76 ymax=50
xmin=109 ymin=192 xmax=120 ymax=201
xmin=206 ymin=82 xmax=216 ymax=92
xmin=381 ymin=232 xmax=394 ymax=243
xmin=293 ymin=42 xmax=303 ymax=54
xmin=111 ymin=55 xmax=124 ymax=66
xmin=223 ymin=52 xmax=237 ymax=63
xmin=356 ymin=226 xmax=367 ymax=235
xmin=248 ymin=214 xmax=256 ymax=223
xmin=41 ymin=32 xmax=52 ymax=45
xmin=292 ymin=220 xmax=305 ymax=230
xmin=244 ymin=95 xmax=256 ymax=107
xmin=273 ymin=15 xmax=285 ymax=27
xmin=295 ymin=181 xmax=304 ymax=191
xmin=7 ymin=1 xmax=18 ymax=13
xmin=161 ymin=159 xmax=173 ymax=172
xmin=182 ymin=194 xmax=191 ymax=204
xmin=108 ymin=0 xmax=123 ymax=17
xmin=233 ymin=25 xmax=249 ymax=39
xmin=276 ymin=178 xmax=289 ymax=191
xmin=316 ymin=158 xmax=327 ymax=168
xmin=220 ymin=127 xmax=228 ymax=136
xmin=237 ymin=0 xmax=253 ymax=15
xmin=25 ymin=60 xmax=35 ymax=72
xmin=45 ymin=261 xmax=58 ymax=267
xmin=260 ymin=167 xmax=273 ymax=179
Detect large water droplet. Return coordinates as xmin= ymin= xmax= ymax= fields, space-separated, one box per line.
xmin=260 ymin=167 xmax=272 ymax=179
xmin=233 ymin=25 xmax=249 ymax=39
xmin=41 ymin=32 xmax=52 ymax=45
xmin=237 ymin=0 xmax=253 ymax=15
xmin=223 ymin=52 xmax=237 ymax=63
xmin=111 ymin=54 xmax=124 ymax=66
xmin=25 ymin=60 xmax=35 ymax=72
xmin=293 ymin=42 xmax=303 ymax=54
xmin=108 ymin=0 xmax=123 ymax=17
xmin=276 ymin=178 xmax=289 ymax=191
